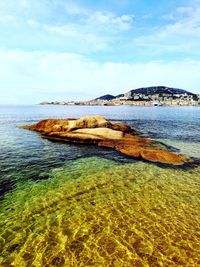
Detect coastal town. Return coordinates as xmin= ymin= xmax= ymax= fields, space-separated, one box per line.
xmin=40 ymin=86 xmax=200 ymax=106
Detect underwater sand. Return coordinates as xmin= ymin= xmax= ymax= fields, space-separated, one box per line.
xmin=0 ymin=157 xmax=200 ymax=267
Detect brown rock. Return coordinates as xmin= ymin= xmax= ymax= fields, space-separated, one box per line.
xmin=21 ymin=119 xmax=69 ymax=133
xmin=20 ymin=115 xmax=190 ymax=166
xmin=98 ymin=140 xmax=118 ymax=148
xmin=67 ymin=115 xmax=108 ymax=131
xmin=123 ymin=134 xmax=152 ymax=145
xmin=140 ymin=149 xmax=187 ymax=165
xmin=108 ymin=122 xmax=142 ymax=135
xmin=45 ymin=132 xmax=102 ymax=144
xmin=72 ymin=128 xmax=124 ymax=140
xmin=21 ymin=116 xmax=142 ymax=135
xmin=116 ymin=144 xmax=143 ymax=158
xmin=52 ymin=124 xmax=62 ymax=132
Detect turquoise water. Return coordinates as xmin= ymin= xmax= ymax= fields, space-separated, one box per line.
xmin=0 ymin=105 xmax=200 ymax=266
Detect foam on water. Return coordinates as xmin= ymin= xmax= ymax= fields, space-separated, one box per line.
xmin=0 ymin=157 xmax=199 ymax=267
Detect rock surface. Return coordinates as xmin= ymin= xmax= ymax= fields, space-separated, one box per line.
xmin=20 ymin=115 xmax=189 ymax=165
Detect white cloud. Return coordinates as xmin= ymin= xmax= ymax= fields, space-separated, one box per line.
xmin=162 ymin=6 xmax=194 ymax=20
xmin=62 ymin=2 xmax=134 ymax=31
xmin=40 ymin=10 xmax=134 ymax=52
xmin=27 ymin=19 xmax=40 ymax=27
xmin=0 ymin=49 xmax=199 ymax=104
xmin=63 ymin=2 xmax=89 ymax=16
xmin=136 ymin=5 xmax=200 ymax=55
xmin=18 ymin=0 xmax=29 ymax=8
xmin=0 ymin=1 xmax=134 ymax=54
xmin=0 ymin=14 xmax=16 ymax=23
xmin=43 ymin=24 xmax=109 ymax=51
xmin=142 ymin=14 xmax=153 ymax=20
xmin=177 ymin=6 xmax=194 ymax=15
xmin=88 ymin=12 xmax=134 ymax=31
xmin=43 ymin=10 xmax=133 ymax=37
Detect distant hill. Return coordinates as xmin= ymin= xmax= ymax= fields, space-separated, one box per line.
xmin=95 ymin=94 xmax=116 ymax=101
xmin=125 ymin=86 xmax=194 ymax=97
xmin=92 ymin=86 xmax=197 ymax=102
xmin=115 ymin=93 xmax=124 ymax=98
xmin=39 ymin=85 xmax=199 ymax=106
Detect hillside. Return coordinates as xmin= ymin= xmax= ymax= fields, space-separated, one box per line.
xmin=125 ymin=86 xmax=194 ymax=97
xmin=94 ymin=86 xmax=195 ymax=102
xmin=95 ymin=94 xmax=116 ymax=101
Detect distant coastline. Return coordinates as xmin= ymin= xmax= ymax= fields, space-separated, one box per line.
xmin=40 ymin=86 xmax=200 ymax=106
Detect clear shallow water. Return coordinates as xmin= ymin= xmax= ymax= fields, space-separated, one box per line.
xmin=0 ymin=105 xmax=200 ymax=266
xmin=0 ymin=158 xmax=200 ymax=266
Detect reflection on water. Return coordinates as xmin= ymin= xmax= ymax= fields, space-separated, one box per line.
xmin=0 ymin=157 xmax=199 ymax=266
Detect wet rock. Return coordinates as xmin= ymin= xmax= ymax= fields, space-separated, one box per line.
xmin=140 ymin=149 xmax=187 ymax=165
xmin=20 ymin=115 xmax=190 ymax=166
xmin=116 ymin=144 xmax=142 ymax=158
xmin=20 ymin=119 xmax=68 ymax=133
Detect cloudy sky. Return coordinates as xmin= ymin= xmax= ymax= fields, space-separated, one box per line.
xmin=0 ymin=0 xmax=200 ymax=104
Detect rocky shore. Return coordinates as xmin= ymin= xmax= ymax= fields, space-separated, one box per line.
xmin=20 ymin=115 xmax=189 ymax=165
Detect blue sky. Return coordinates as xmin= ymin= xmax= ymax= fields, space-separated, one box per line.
xmin=0 ymin=0 xmax=200 ymax=104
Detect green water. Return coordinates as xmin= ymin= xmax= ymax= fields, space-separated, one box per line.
xmin=0 ymin=157 xmax=200 ymax=267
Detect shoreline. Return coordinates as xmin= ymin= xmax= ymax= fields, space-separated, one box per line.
xmin=39 ymin=102 xmax=200 ymax=107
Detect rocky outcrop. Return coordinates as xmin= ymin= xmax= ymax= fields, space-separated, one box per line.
xmin=20 ymin=115 xmax=189 ymax=165
xmin=22 ymin=115 xmax=141 ymax=135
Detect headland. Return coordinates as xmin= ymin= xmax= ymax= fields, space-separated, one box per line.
xmin=40 ymin=86 xmax=200 ymax=106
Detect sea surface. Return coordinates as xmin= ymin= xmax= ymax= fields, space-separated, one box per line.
xmin=0 ymin=105 xmax=200 ymax=266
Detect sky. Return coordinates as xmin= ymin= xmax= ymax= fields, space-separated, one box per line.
xmin=0 ymin=0 xmax=200 ymax=104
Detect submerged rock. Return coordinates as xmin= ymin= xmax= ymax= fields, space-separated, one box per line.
xmin=20 ymin=115 xmax=189 ymax=165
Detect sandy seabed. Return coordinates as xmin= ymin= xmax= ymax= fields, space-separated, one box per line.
xmin=0 ymin=157 xmax=200 ymax=267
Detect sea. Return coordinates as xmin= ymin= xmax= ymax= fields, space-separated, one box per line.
xmin=0 ymin=105 xmax=200 ymax=266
